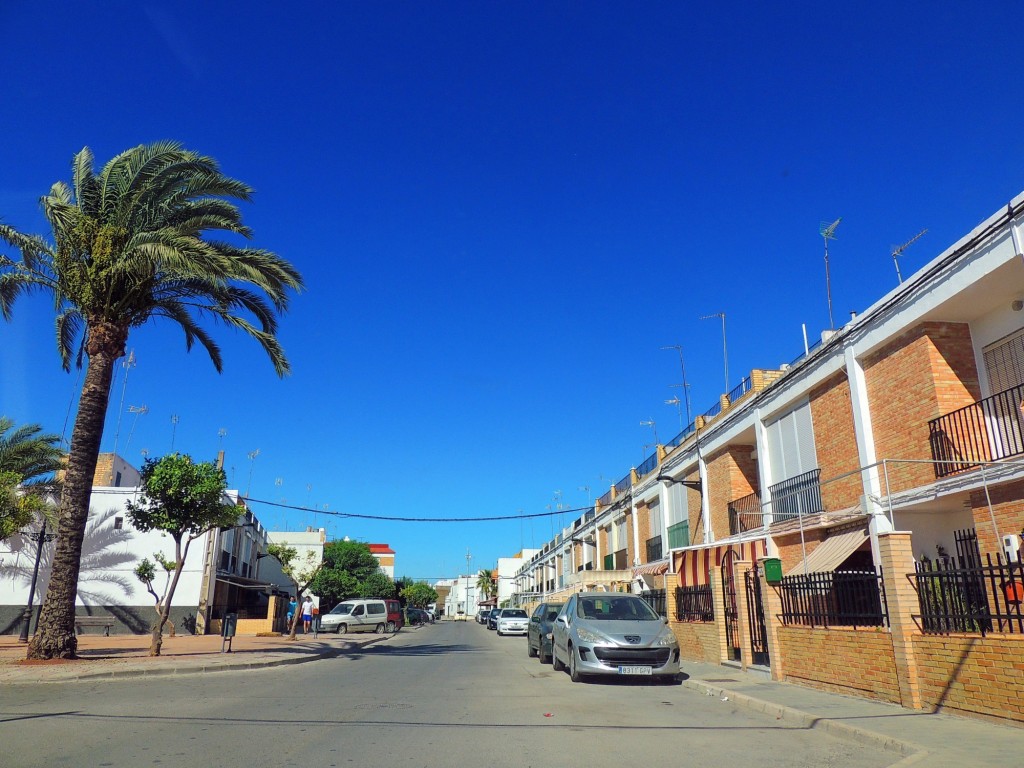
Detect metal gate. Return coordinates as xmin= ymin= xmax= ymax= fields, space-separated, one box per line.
xmin=721 ymin=550 xmax=741 ymax=661
xmin=954 ymin=527 xmax=993 ymax=633
xmin=745 ymin=563 xmax=770 ymax=666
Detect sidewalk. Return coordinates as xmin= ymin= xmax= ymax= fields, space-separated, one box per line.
xmin=681 ymin=660 xmax=1024 ymax=767
xmin=0 ymin=628 xmax=389 ymax=684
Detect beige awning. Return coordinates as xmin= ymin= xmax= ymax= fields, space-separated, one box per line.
xmin=633 ymin=559 xmax=669 ymax=577
xmin=786 ymin=527 xmax=869 ymax=576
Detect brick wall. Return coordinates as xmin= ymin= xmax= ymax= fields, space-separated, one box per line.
xmin=778 ymin=626 xmax=902 ymax=704
xmin=970 ymin=478 xmax=1024 ymax=557
xmin=913 ymin=634 xmax=1024 ymax=725
xmin=774 ymin=528 xmax=827 ymax=573
xmin=864 ymin=322 xmax=980 ymax=493
xmin=809 ymin=373 xmax=861 ymax=511
xmin=670 ymin=620 xmax=721 ymax=663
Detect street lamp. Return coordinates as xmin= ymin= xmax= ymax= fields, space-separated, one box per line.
xmin=18 ymin=522 xmax=58 ymax=643
xmin=465 ymin=549 xmax=472 ymax=621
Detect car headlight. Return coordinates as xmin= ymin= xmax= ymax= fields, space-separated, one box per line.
xmin=574 ymin=625 xmax=606 ymax=644
xmin=654 ymin=629 xmax=678 ymax=647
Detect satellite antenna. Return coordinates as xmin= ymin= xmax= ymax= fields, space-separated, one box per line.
xmin=891 ymin=229 xmax=927 ymax=284
xmin=820 ymin=218 xmax=842 ymax=330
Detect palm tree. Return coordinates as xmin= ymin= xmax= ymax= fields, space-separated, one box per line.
xmin=0 ymin=143 xmax=303 ymax=659
xmin=0 ymin=416 xmax=63 ymax=540
xmin=476 ymin=568 xmax=496 ymax=600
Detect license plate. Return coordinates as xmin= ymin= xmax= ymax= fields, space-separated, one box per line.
xmin=618 ymin=665 xmax=652 ymax=675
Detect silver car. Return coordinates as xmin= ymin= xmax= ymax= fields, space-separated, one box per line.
xmin=551 ymin=592 xmax=680 ymax=683
xmin=495 ymin=608 xmax=529 ymax=635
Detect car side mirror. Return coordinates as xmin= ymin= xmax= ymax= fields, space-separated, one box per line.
xmin=555 ymin=615 xmax=568 ymax=626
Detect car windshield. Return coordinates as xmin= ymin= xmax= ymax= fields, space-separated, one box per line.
xmin=577 ymin=596 xmax=659 ymax=621
xmin=330 ymin=604 xmax=354 ymax=615
xmin=502 ymin=609 xmax=527 ymax=618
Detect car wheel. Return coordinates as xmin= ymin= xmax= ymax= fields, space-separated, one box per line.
xmin=552 ymin=647 xmax=565 ymax=672
xmin=568 ymin=645 xmax=585 ymax=683
xmin=527 ymin=640 xmax=537 ymax=658
xmin=385 ymin=621 xmax=396 ymax=633
xmin=375 ymin=623 xmax=385 ymax=634
xmin=337 ymin=623 xmax=347 ymax=634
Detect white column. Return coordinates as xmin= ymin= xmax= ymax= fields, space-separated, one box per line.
xmin=630 ymin=492 xmax=641 ymax=565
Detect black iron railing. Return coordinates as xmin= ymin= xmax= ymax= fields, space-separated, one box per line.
xmin=728 ymin=491 xmax=763 ymax=534
xmin=640 ymin=589 xmax=667 ymax=618
xmin=614 ymin=473 xmax=632 ymax=494
xmin=666 ymin=422 xmax=696 ymax=448
xmin=727 ymin=376 xmax=752 ymax=404
xmin=674 ymin=584 xmax=714 ymax=622
xmin=636 ymin=452 xmax=659 ymax=478
xmin=778 ymin=568 xmax=888 ymax=628
xmin=597 ymin=489 xmax=613 ymax=507
xmin=768 ymin=468 xmax=823 ymax=522
xmin=645 ymin=535 xmax=663 ymax=562
xmin=703 ymin=398 xmax=723 ymax=421
xmin=914 ymin=552 xmax=1024 ymax=636
xmin=928 ymin=383 xmax=1024 ymax=478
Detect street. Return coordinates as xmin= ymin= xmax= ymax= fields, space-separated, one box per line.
xmin=0 ymin=621 xmax=896 ymax=768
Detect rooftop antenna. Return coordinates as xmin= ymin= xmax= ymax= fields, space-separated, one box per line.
xmin=891 ymin=228 xmax=927 ymax=285
xmin=820 ymin=218 xmax=841 ymax=330
xmin=699 ymin=312 xmax=729 ymax=392
xmin=124 ymin=405 xmax=148 ymax=456
xmin=109 ymin=350 xmax=136 ymax=479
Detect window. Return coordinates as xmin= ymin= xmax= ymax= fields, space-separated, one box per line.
xmin=983 ymin=329 xmax=1024 ymax=394
xmin=613 ymin=518 xmax=627 ymax=552
xmin=766 ymin=399 xmax=817 ymax=482
xmin=648 ymin=498 xmax=662 ymax=538
xmin=353 ymin=605 xmax=364 ymax=616
xmin=113 ymin=516 xmax=123 ymax=530
xmin=114 ymin=471 xmax=122 ymax=487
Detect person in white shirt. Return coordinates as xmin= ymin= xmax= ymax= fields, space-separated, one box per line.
xmin=301 ymin=596 xmax=314 ymax=634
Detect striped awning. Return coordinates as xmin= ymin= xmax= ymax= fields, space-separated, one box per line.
xmin=786 ymin=527 xmax=869 ymax=576
xmin=633 ymin=559 xmax=669 ymax=577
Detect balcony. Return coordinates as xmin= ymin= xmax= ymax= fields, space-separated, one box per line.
xmin=929 ymin=383 xmax=1024 ymax=477
xmin=667 ymin=520 xmax=690 ymax=549
xmin=768 ymin=468 xmax=823 ymax=523
xmin=645 ymin=535 xmax=663 ymax=562
xmin=728 ymin=490 xmax=763 ymax=534
xmin=566 ymin=568 xmax=632 ymax=589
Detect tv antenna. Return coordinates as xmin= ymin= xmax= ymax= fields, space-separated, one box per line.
xmin=820 ymin=218 xmax=841 ymax=330
xmin=891 ymin=229 xmax=927 ymax=284
xmin=700 ymin=311 xmax=729 ymax=392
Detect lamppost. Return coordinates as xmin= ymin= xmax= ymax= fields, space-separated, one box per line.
xmin=465 ymin=549 xmax=472 ymax=621
xmin=18 ymin=522 xmax=58 ymax=643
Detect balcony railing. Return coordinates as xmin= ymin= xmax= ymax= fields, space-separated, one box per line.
xmin=645 ymin=535 xmax=663 ymax=562
xmin=768 ymin=468 xmax=823 ymax=523
xmin=929 ymin=383 xmax=1024 ymax=478
xmin=614 ymin=473 xmax=632 ymax=494
xmin=728 ymin=491 xmax=763 ymax=534
xmin=727 ymin=376 xmax=752 ymax=404
xmin=666 ymin=422 xmax=696 ymax=448
xmin=667 ymin=520 xmax=689 ymax=549
xmin=636 ymin=451 xmax=659 ymax=478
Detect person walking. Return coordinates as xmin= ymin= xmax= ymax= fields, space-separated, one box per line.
xmin=301 ymin=596 xmax=314 ymax=634
xmin=287 ymin=596 xmax=297 ymax=633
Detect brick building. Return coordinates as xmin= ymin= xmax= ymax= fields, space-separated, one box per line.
xmin=514 ymin=191 xmax=1024 ymax=725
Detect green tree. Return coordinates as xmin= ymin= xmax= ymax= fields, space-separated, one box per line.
xmin=358 ymin=571 xmax=396 ymax=599
xmin=0 ymin=143 xmax=303 ymax=659
xmin=133 ymin=552 xmax=177 ymax=636
xmin=126 ymin=454 xmax=240 ymax=656
xmin=401 ymin=582 xmax=438 ymax=608
xmin=309 ymin=539 xmax=381 ymax=607
xmin=0 ymin=417 xmax=63 ymax=540
xmin=265 ymin=542 xmax=323 ymax=640
xmin=476 ymin=568 xmax=496 ymax=600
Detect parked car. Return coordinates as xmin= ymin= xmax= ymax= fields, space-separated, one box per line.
xmin=407 ymin=607 xmax=431 ymax=625
xmin=384 ymin=599 xmax=403 ymax=633
xmin=527 ymin=602 xmax=565 ymax=663
xmin=551 ymin=592 xmax=680 ymax=683
xmin=476 ymin=607 xmax=490 ymax=624
xmin=320 ymin=599 xmax=389 ymax=634
xmin=486 ymin=607 xmax=501 ymax=630
xmin=496 ymin=608 xmax=529 ymax=636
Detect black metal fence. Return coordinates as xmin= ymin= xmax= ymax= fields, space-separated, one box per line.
xmin=728 ymin=491 xmax=763 ymax=535
xmin=640 ymin=589 xmax=667 ymax=618
xmin=674 ymin=584 xmax=714 ymax=622
xmin=928 ymin=383 xmax=1024 ymax=477
xmin=768 ymin=468 xmax=824 ymax=522
xmin=778 ymin=568 xmax=888 ymax=628
xmin=636 ymin=451 xmax=659 ymax=477
xmin=914 ymin=552 xmax=1024 ymax=636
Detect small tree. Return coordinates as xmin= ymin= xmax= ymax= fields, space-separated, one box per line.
xmin=476 ymin=568 xmax=496 ymax=600
xmin=266 ymin=543 xmax=322 ymax=639
xmin=402 ymin=582 xmax=438 ymax=608
xmin=358 ymin=571 xmax=396 ymax=599
xmin=126 ymin=454 xmax=239 ymax=656
xmin=133 ymin=552 xmax=178 ymax=636
xmin=309 ymin=539 xmax=380 ymax=607
xmin=0 ymin=417 xmax=63 ymax=541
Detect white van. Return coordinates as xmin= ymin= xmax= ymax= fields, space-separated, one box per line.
xmin=320 ymin=599 xmax=389 ymax=634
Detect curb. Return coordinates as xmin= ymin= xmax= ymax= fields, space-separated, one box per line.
xmin=2 ymin=634 xmax=392 ymax=684
xmin=682 ymin=677 xmax=928 ymax=763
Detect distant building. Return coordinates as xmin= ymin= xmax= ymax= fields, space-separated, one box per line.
xmin=368 ymin=543 xmax=395 ymax=578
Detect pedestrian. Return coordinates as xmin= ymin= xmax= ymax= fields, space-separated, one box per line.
xmin=301 ymin=595 xmax=314 ymax=634
xmin=287 ymin=596 xmax=297 ymax=632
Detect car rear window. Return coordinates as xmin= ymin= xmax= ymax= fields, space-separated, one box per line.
xmin=578 ymin=596 xmax=659 ymax=621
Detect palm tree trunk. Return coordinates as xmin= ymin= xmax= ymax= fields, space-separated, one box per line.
xmin=27 ymin=338 xmax=120 ymax=660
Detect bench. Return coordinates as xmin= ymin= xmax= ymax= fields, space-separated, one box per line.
xmin=74 ymin=616 xmax=116 ymax=636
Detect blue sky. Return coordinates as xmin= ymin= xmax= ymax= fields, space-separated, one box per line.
xmin=2 ymin=3 xmax=1024 ymax=582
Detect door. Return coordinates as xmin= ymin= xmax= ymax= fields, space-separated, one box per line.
xmin=745 ymin=563 xmax=770 ymax=667
xmin=350 ymin=604 xmax=368 ymax=632
xmin=721 ymin=550 xmax=741 ymax=662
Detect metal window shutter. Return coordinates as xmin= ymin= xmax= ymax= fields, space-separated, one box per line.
xmin=983 ymin=328 xmax=1024 ymax=393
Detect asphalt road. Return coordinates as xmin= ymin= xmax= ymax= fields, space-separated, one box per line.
xmin=0 ymin=621 xmax=895 ymax=768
